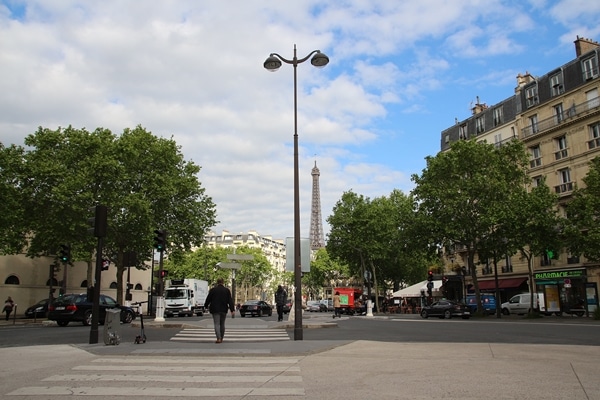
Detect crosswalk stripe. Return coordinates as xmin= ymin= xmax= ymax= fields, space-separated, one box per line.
xmin=8 ymin=386 xmax=306 ymax=397
xmin=6 ymin=356 xmax=305 ymax=397
xmin=170 ymin=328 xmax=290 ymax=342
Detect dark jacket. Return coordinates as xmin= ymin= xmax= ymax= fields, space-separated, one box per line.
xmin=204 ymin=284 xmax=235 ymax=314
xmin=275 ymin=288 xmax=287 ymax=306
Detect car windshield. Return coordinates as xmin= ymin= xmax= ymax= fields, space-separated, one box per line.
xmin=165 ymin=289 xmax=186 ymax=299
xmin=244 ymin=301 xmax=259 ymax=305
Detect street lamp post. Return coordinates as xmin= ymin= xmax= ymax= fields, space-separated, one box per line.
xmin=264 ymin=45 xmax=329 ymax=341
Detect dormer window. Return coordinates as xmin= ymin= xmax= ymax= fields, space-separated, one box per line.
xmin=582 ymin=55 xmax=599 ymax=80
xmin=526 ymin=85 xmax=539 ymax=108
xmin=550 ymin=72 xmax=564 ymax=96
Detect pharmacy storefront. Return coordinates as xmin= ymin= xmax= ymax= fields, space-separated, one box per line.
xmin=534 ymin=269 xmax=598 ymax=314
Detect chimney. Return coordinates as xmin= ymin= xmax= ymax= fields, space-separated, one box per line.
xmin=574 ymin=36 xmax=600 ymax=57
xmin=471 ymin=96 xmax=488 ymax=115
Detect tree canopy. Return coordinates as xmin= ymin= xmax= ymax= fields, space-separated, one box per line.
xmin=1 ymin=125 xmax=217 ymax=303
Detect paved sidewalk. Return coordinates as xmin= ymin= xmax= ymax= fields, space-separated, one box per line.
xmin=1 ymin=314 xmax=600 ymax=398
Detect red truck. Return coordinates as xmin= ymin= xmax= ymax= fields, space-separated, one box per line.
xmin=334 ymin=287 xmax=363 ymax=315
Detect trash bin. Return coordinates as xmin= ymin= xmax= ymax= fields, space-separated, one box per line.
xmin=103 ymin=308 xmax=121 ymax=345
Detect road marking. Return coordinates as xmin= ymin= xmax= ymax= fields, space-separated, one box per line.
xmin=6 ymin=356 xmax=305 ymax=397
xmin=170 ymin=328 xmax=290 ymax=342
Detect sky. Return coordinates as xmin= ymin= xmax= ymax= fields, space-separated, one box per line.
xmin=1 ymin=0 xmax=600 ymax=242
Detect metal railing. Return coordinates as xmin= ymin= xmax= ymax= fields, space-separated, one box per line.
xmin=522 ymin=96 xmax=600 ymax=138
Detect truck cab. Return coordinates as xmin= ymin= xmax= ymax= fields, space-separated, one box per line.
xmin=164 ymin=279 xmax=208 ymax=317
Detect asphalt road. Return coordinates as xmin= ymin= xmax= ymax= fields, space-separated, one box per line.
xmin=1 ymin=313 xmax=599 ymax=348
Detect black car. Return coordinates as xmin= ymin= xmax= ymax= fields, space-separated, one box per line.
xmin=420 ymin=300 xmax=471 ymax=319
xmin=47 ymin=293 xmax=136 ymax=326
xmin=282 ymin=300 xmax=292 ymax=314
xmin=24 ymin=298 xmax=50 ymax=318
xmin=239 ymin=300 xmax=273 ymax=317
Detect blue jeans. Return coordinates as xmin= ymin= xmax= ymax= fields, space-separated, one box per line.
xmin=211 ymin=312 xmax=227 ymax=340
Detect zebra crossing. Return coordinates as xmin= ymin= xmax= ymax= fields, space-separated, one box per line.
xmin=170 ymin=328 xmax=291 ymax=343
xmin=6 ymin=355 xmax=305 ymax=397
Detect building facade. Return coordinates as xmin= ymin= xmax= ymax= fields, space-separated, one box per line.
xmin=440 ymin=37 xmax=600 ymax=312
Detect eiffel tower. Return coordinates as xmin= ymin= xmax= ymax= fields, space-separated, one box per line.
xmin=309 ymin=161 xmax=325 ymax=250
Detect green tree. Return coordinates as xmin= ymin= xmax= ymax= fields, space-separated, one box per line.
xmin=7 ymin=125 xmax=217 ymax=303
xmin=304 ymin=248 xmax=349 ymax=299
xmin=0 ymin=143 xmax=29 ymax=254
xmin=411 ymin=139 xmax=531 ymax=315
xmin=565 ymin=156 xmax=600 ymax=261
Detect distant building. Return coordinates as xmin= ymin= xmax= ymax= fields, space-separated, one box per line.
xmin=204 ymin=230 xmax=287 ymax=273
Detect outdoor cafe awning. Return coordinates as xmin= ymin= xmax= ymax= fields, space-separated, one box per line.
xmin=477 ymin=277 xmax=527 ymax=290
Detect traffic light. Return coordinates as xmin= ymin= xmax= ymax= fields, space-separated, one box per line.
xmin=153 ymin=229 xmax=167 ymax=252
xmin=427 ymin=270 xmax=434 ymax=281
xmin=59 ymin=244 xmax=71 ymax=263
xmin=88 ymin=205 xmax=108 ymax=237
xmin=160 ymin=270 xmax=168 ymax=278
xmin=101 ymin=259 xmax=110 ymax=271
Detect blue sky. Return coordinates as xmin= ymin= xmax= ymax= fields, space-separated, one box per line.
xmin=1 ymin=1 xmax=599 ymax=241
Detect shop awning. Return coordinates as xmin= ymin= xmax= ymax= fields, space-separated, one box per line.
xmin=477 ymin=277 xmax=527 ymax=290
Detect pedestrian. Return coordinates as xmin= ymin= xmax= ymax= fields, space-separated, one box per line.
xmin=3 ymin=296 xmax=15 ymax=321
xmin=333 ymin=291 xmax=341 ymax=318
xmin=274 ymin=285 xmax=287 ymax=322
xmin=203 ymin=278 xmax=235 ymax=343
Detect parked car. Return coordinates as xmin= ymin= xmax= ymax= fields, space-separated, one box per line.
xmin=465 ymin=294 xmax=497 ymax=315
xmin=47 ymin=293 xmax=136 ymax=326
xmin=239 ymin=300 xmax=273 ymax=317
xmin=320 ymin=299 xmax=334 ymax=311
xmin=282 ymin=300 xmax=292 ymax=314
xmin=501 ymin=293 xmax=540 ymax=315
xmin=24 ymin=298 xmax=50 ymax=318
xmin=307 ymin=301 xmax=327 ymax=312
xmin=420 ymin=300 xmax=471 ymax=319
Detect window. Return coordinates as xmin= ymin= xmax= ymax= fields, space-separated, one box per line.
xmin=550 ymin=72 xmax=564 ymax=96
xmin=555 ymin=136 xmax=568 ymax=160
xmin=526 ymin=85 xmax=538 ymax=107
xmin=555 ymin=168 xmax=573 ymax=194
xmin=554 ymin=103 xmax=564 ymax=124
xmin=459 ymin=124 xmax=468 ymax=140
xmin=476 ymin=116 xmax=485 ymax=134
xmin=589 ymin=122 xmax=600 ymax=149
xmin=493 ymin=107 xmax=503 ymax=126
xmin=532 ymin=175 xmax=543 ymax=187
xmin=582 ymin=55 xmax=599 ymax=80
xmin=4 ymin=275 xmax=19 ymax=285
xmin=530 ymin=145 xmax=542 ymax=168
xmin=529 ymin=115 xmax=539 ymax=134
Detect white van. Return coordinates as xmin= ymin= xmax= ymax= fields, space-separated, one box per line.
xmin=501 ymin=293 xmax=545 ymax=315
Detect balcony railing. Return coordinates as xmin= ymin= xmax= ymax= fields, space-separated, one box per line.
xmin=554 ymin=182 xmax=574 ymax=194
xmin=522 ymin=96 xmax=600 ymax=138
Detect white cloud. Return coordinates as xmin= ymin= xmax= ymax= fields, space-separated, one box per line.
xmin=1 ymin=0 xmax=598 ymax=241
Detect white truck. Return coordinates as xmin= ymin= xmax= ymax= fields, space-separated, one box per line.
xmin=164 ymin=279 xmax=208 ymax=317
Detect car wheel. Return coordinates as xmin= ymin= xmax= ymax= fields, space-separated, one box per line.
xmin=444 ymin=310 xmax=451 ymax=319
xmin=502 ymin=308 xmax=510 ymax=316
xmin=83 ymin=310 xmax=93 ymax=326
xmin=420 ymin=310 xmax=428 ymax=319
xmin=240 ymin=313 xmax=245 ymax=317
xmin=268 ymin=309 xmax=272 ymax=317
xmin=257 ymin=309 xmax=263 ymax=317
xmin=122 ymin=310 xmax=134 ymax=324
xmin=575 ymin=311 xmax=585 ymax=317
xmin=57 ymin=320 xmax=69 ymax=327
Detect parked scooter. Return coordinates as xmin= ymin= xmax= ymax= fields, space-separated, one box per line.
xmin=131 ymin=301 xmax=147 ymax=344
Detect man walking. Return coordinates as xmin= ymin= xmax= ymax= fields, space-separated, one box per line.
xmin=274 ymin=285 xmax=287 ymax=322
xmin=204 ymin=278 xmax=235 ymax=343
xmin=333 ymin=291 xmax=341 ymax=318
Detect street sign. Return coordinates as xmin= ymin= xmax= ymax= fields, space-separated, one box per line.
xmin=217 ymin=262 xmax=241 ymax=269
xmin=227 ymin=254 xmax=254 ymax=261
